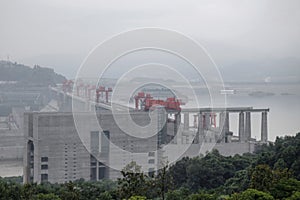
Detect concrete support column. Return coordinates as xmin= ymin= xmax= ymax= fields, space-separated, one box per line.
xmin=223 ymin=112 xmax=230 ymax=143
xmin=261 ymin=111 xmax=268 ymax=143
xmin=24 ymin=140 xmax=32 ymax=184
xmin=157 ymin=106 xmax=167 ymax=147
xmin=173 ymin=113 xmax=181 ymax=144
xmin=96 ymin=161 xmax=99 ymax=181
xmin=219 ymin=112 xmax=229 ymax=143
xmin=238 ymin=112 xmax=245 ymax=142
xmin=219 ymin=112 xmax=224 ymax=142
xmin=184 ymin=113 xmax=189 ymax=130
xmin=204 ymin=113 xmax=210 ymax=129
xmin=195 ymin=113 xmax=202 ymax=144
xmin=245 ymin=111 xmax=251 ymax=141
xmin=224 ymin=112 xmax=229 ymax=132
xmin=193 ymin=114 xmax=198 ymax=128
xmin=219 ymin=112 xmax=229 ymax=131
xmin=219 ymin=112 xmax=224 ymax=129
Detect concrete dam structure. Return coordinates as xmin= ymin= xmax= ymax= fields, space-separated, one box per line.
xmin=22 ymin=84 xmax=270 ymax=183
xmin=49 ymin=84 xmax=269 ymax=146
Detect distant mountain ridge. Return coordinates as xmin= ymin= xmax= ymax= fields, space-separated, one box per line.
xmin=0 ymin=60 xmax=66 ymax=86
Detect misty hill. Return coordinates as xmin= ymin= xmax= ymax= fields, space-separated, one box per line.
xmin=0 ymin=60 xmax=66 ymax=86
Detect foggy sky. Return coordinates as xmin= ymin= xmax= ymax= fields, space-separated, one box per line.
xmin=0 ymin=0 xmax=300 ymax=78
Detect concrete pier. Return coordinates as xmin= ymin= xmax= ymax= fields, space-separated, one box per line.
xmin=223 ymin=112 xmax=230 ymax=142
xmin=195 ymin=113 xmax=203 ymax=144
xmin=245 ymin=112 xmax=251 ymax=141
xmin=224 ymin=112 xmax=230 ymax=133
xmin=261 ymin=111 xmax=268 ymax=143
xmin=219 ymin=112 xmax=229 ymax=143
xmin=173 ymin=113 xmax=181 ymax=144
xmin=193 ymin=114 xmax=198 ymax=128
xmin=184 ymin=113 xmax=189 ymax=130
xmin=204 ymin=113 xmax=210 ymax=129
xmin=238 ymin=112 xmax=245 ymax=142
xmin=157 ymin=106 xmax=167 ymax=146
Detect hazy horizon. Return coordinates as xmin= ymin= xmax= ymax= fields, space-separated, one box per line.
xmin=1 ymin=0 xmax=300 ymax=80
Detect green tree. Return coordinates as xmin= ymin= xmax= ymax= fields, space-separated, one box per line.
xmin=72 ymin=179 xmax=116 ymax=200
xmin=34 ymin=193 xmax=61 ymax=200
xmin=250 ymin=165 xmax=273 ymax=192
xmin=7 ymin=182 xmax=22 ymax=200
xmin=168 ymin=157 xmax=190 ymax=188
xmin=187 ymin=193 xmax=216 ymax=200
xmin=117 ymin=161 xmax=149 ymax=199
xmin=0 ymin=180 xmax=9 ymax=200
xmin=59 ymin=182 xmax=80 ymax=200
xmin=269 ymin=178 xmax=300 ymax=199
xmin=186 ymin=150 xmax=236 ymax=191
xmin=250 ymin=164 xmax=293 ymax=194
xmin=155 ymin=162 xmax=173 ymax=200
xmin=166 ymin=189 xmax=184 ymax=200
xmin=97 ymin=191 xmax=113 ymax=200
xmin=128 ymin=196 xmax=147 ymax=200
xmin=166 ymin=187 xmax=190 ymax=200
xmin=224 ymin=169 xmax=250 ymax=194
xmin=22 ymin=183 xmax=39 ymax=200
xmin=230 ymin=189 xmax=274 ymax=200
xmin=286 ymin=191 xmax=300 ymax=200
xmin=255 ymin=133 xmax=300 ymax=179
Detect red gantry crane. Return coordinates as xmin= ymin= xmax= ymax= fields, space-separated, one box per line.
xmin=87 ymin=85 xmax=96 ymax=100
xmin=105 ymin=87 xmax=113 ymax=103
xmin=62 ymin=80 xmax=74 ymax=93
xmin=96 ymin=86 xmax=105 ymax=103
xmin=76 ymin=82 xmax=85 ymax=97
xmin=96 ymin=86 xmax=112 ymax=103
xmin=134 ymin=92 xmax=181 ymax=111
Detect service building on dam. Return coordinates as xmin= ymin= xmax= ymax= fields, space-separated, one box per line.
xmin=23 ymin=105 xmax=269 ymax=184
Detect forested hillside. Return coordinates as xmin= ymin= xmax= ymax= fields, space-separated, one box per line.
xmin=0 ymin=61 xmax=66 ymax=86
